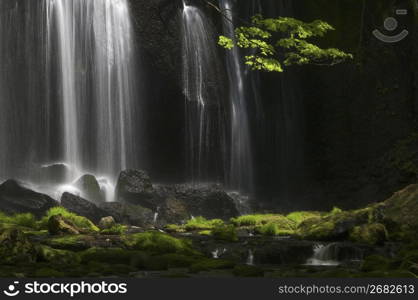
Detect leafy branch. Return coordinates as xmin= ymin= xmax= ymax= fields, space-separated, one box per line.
xmin=219 ymin=14 xmax=353 ymax=72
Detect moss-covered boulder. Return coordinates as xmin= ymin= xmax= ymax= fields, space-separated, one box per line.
xmin=47 ymin=214 xmax=81 ymax=235
xmin=98 ymin=216 xmax=116 ymax=230
xmin=0 ymin=229 xmax=37 ymax=264
xmin=297 ymin=207 xmax=372 ymax=241
xmin=349 ymin=223 xmax=388 ymax=245
xmin=379 ymin=184 xmax=418 ymax=241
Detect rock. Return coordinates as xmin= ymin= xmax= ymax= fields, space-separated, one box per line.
xmin=157 ymin=183 xmax=240 ymax=223
xmin=39 ymin=163 xmax=70 ymax=184
xmin=99 ymin=202 xmax=155 ymax=227
xmin=99 ymin=216 xmax=116 ymax=230
xmin=349 ymin=223 xmax=388 ymax=246
xmin=380 ymin=184 xmax=418 ymax=233
xmin=61 ymin=192 xmax=108 ymax=223
xmin=297 ymin=208 xmax=371 ymax=241
xmin=47 ymin=214 xmax=80 ymax=235
xmin=115 ymin=169 xmax=161 ymax=210
xmin=0 ymin=229 xmax=37 ymax=264
xmin=74 ymin=174 xmax=103 ymax=204
xmin=0 ymin=180 xmax=58 ymax=217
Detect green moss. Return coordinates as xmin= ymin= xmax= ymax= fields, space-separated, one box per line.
xmin=198 ymin=230 xmax=212 ymax=236
xmin=165 ymin=224 xmax=186 ymax=233
xmin=0 ymin=212 xmax=37 ymax=228
xmin=231 ymin=214 xmax=296 ymax=231
xmin=233 ymin=265 xmax=264 ymax=277
xmin=46 ymin=235 xmax=88 ymax=251
xmin=39 ymin=207 xmax=99 ymax=232
xmin=100 ymin=224 xmax=127 ymax=235
xmin=189 ymin=258 xmax=235 ymax=273
xmin=286 ymin=211 xmax=322 ymax=225
xmin=349 ymin=223 xmax=388 ymax=245
xmin=37 ymin=245 xmax=80 ymax=265
xmin=211 ymin=225 xmax=238 ymax=242
xmin=122 ymin=232 xmax=196 ymax=255
xmin=297 ymin=217 xmax=335 ymax=240
xmin=184 ymin=217 xmax=224 ymax=231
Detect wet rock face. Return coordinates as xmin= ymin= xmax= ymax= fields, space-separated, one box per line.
xmin=60 ymin=192 xmax=108 ymax=224
xmin=0 ymin=180 xmax=58 ymax=217
xmin=157 ymin=183 xmax=240 ymax=223
xmin=74 ymin=174 xmax=103 ymax=204
xmin=115 ymin=169 xmax=162 ymax=210
xmin=99 ymin=202 xmax=155 ymax=228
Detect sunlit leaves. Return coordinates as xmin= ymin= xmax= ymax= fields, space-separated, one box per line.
xmin=219 ymin=14 xmax=352 ymax=72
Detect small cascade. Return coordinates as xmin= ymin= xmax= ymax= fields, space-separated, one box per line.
xmin=246 ymin=249 xmax=255 ymax=265
xmin=153 ymin=207 xmax=160 ymax=225
xmin=306 ymin=244 xmax=340 ymax=266
xmin=211 ymin=248 xmax=227 ymax=259
xmin=306 ymin=243 xmax=364 ymax=266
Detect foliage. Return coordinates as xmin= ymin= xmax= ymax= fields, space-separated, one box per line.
xmin=219 ymin=14 xmax=352 ymax=72
xmin=39 ymin=207 xmax=99 ymax=232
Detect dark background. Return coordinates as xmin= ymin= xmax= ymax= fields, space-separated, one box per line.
xmin=128 ymin=0 xmax=418 ymax=211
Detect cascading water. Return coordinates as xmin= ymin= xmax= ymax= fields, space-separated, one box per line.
xmin=0 ymin=0 xmax=142 ymax=200
xmin=182 ymin=1 xmax=226 ymax=184
xmin=219 ymin=0 xmax=255 ymax=195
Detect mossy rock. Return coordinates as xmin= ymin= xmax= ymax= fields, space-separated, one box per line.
xmin=297 ymin=207 xmax=372 ymax=241
xmin=47 ymin=214 xmax=81 ymax=235
xmin=380 ymin=184 xmax=418 ymax=235
xmin=0 ymin=229 xmax=37 ymax=264
xmin=349 ymin=223 xmax=388 ymax=245
xmin=37 ymin=245 xmax=80 ymax=265
xmin=45 ymin=235 xmax=89 ymax=251
xmin=211 ymin=225 xmax=238 ymax=242
xmin=122 ymin=232 xmax=196 ymax=255
xmin=233 ymin=265 xmax=264 ymax=277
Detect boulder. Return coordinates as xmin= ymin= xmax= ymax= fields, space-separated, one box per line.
xmin=61 ymin=192 xmax=108 ymax=223
xmin=0 ymin=228 xmax=37 ymax=264
xmin=39 ymin=163 xmax=70 ymax=184
xmin=98 ymin=216 xmax=116 ymax=230
xmin=349 ymin=223 xmax=388 ymax=245
xmin=0 ymin=180 xmax=58 ymax=217
xmin=99 ymin=202 xmax=155 ymax=227
xmin=157 ymin=183 xmax=240 ymax=222
xmin=47 ymin=214 xmax=80 ymax=235
xmin=115 ymin=169 xmax=161 ymax=210
xmin=74 ymin=174 xmax=103 ymax=204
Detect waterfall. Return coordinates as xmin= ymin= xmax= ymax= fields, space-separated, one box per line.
xmin=182 ymin=1 xmax=226 ymax=184
xmin=219 ymin=0 xmax=254 ymax=194
xmin=0 ymin=0 xmax=142 ymax=197
xmin=306 ymin=244 xmax=340 ymax=266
